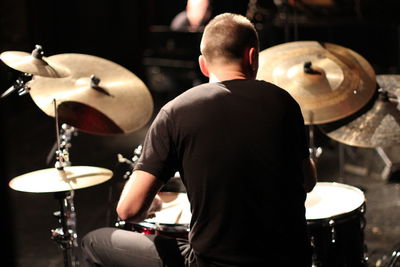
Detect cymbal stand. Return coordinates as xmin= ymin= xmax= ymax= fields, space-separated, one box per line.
xmin=52 ymin=191 xmax=79 ymax=267
xmin=50 ymin=99 xmax=79 ymax=267
xmin=0 ymin=72 xmax=32 ymax=99
xmin=308 ymin=111 xmax=322 ymax=160
xmin=46 ymin=123 xmax=77 ymax=166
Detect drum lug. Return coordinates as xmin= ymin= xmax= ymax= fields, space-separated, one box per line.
xmin=329 ymin=219 xmax=336 ymax=243
xmin=115 ymin=219 xmax=126 ymax=228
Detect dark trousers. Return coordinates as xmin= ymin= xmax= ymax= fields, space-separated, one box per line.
xmin=81 ymin=227 xmax=194 ymax=267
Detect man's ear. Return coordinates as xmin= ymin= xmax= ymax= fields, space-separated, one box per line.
xmin=198 ymin=55 xmax=210 ymax=77
xmin=248 ymin=47 xmax=258 ymax=77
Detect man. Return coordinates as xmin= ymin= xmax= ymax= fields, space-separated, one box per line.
xmin=170 ymin=0 xmax=212 ymax=32
xmin=82 ymin=13 xmax=317 ymax=267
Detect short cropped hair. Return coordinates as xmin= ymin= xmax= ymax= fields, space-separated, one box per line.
xmin=200 ymin=13 xmax=259 ymax=64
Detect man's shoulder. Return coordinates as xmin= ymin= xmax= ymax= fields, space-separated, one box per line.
xmin=168 ymin=82 xmax=225 ymax=105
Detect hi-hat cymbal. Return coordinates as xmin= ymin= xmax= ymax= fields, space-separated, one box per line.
xmin=28 ymin=53 xmax=154 ymax=135
xmin=257 ymin=41 xmax=376 ymax=124
xmin=9 ymin=166 xmax=113 ymax=193
xmin=319 ymin=91 xmax=400 ymax=148
xmin=0 ymin=46 xmax=70 ymax=78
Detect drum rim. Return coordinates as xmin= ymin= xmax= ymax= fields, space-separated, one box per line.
xmin=306 ymin=181 xmax=366 ymax=221
xmin=306 ymin=202 xmax=365 ymax=225
xmin=137 ymin=221 xmax=190 ymax=232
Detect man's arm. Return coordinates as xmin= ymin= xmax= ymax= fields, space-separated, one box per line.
xmin=303 ymin=157 xmax=317 ymax=193
xmin=116 ymin=170 xmax=165 ymax=223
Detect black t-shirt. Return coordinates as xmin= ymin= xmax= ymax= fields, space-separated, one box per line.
xmin=135 ymin=79 xmax=311 ymax=266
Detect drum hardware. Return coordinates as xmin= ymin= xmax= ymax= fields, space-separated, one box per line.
xmin=0 ymin=72 xmax=32 ymax=98
xmin=46 ymin=123 xmax=77 ymax=166
xmin=117 ymin=144 xmax=142 ymax=179
xmin=383 ymin=242 xmax=400 ymax=267
xmin=51 ymin=191 xmax=79 ymax=267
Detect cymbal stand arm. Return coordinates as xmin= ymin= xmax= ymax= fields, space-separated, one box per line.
xmin=309 ymin=124 xmax=315 ymax=160
xmin=308 ymin=111 xmax=317 ymax=161
xmin=0 ymin=73 xmax=32 ymax=99
xmin=117 ymin=144 xmax=143 ymax=179
xmin=52 ymin=100 xmax=77 ymax=168
xmin=54 ymin=99 xmax=64 ymax=169
xmin=338 ymin=142 xmax=345 ymax=183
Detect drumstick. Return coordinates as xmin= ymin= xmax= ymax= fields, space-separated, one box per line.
xmin=175 ymin=209 xmax=183 ymax=224
xmin=161 ymin=202 xmax=183 ymax=209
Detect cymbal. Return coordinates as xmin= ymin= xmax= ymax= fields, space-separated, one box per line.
xmin=28 ymin=53 xmax=154 ymax=135
xmin=9 ymin=166 xmax=113 ymax=193
xmin=319 ymin=91 xmax=400 ymax=148
xmin=0 ymin=46 xmax=70 ymax=78
xmin=257 ymin=41 xmax=376 ymax=124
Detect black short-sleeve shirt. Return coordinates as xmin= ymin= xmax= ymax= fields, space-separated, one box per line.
xmin=135 ymin=79 xmax=311 ymax=266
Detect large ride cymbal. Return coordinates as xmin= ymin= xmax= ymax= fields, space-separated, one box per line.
xmin=257 ymin=41 xmax=376 ymax=124
xmin=0 ymin=46 xmax=70 ymax=78
xmin=319 ymin=91 xmax=400 ymax=148
xmin=28 ymin=53 xmax=154 ymax=135
xmin=9 ymin=166 xmax=113 ymax=193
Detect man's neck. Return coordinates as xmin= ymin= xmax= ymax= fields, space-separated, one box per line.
xmin=208 ymin=67 xmax=251 ymax=83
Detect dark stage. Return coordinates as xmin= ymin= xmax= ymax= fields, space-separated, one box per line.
xmin=2 ymin=0 xmax=400 ymax=266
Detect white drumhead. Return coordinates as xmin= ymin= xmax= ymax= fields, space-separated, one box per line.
xmin=305 ymin=182 xmax=365 ymax=220
xmin=145 ymin=193 xmax=191 ymax=225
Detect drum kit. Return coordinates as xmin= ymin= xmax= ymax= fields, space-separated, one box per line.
xmin=2 ymin=40 xmax=400 ymax=267
xmin=1 ymin=45 xmax=154 ymax=267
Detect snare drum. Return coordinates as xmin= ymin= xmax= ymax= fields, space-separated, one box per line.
xmin=117 ymin=192 xmax=191 ymax=239
xmin=306 ymin=182 xmax=367 ymax=267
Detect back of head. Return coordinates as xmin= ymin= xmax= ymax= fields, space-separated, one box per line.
xmin=200 ymin=13 xmax=259 ymax=65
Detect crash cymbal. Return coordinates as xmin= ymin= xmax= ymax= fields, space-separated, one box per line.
xmin=28 ymin=53 xmax=154 ymax=135
xmin=257 ymin=41 xmax=376 ymax=124
xmin=319 ymin=91 xmax=400 ymax=148
xmin=9 ymin=166 xmax=113 ymax=193
xmin=0 ymin=45 xmax=70 ymax=78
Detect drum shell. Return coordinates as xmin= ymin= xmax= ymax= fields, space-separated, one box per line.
xmin=308 ymin=204 xmax=366 ymax=267
xmin=306 ymin=182 xmax=367 ymax=267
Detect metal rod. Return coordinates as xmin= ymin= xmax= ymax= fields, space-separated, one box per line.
xmin=338 ymin=142 xmax=345 ymax=183
xmin=53 ymin=99 xmax=64 ymax=168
